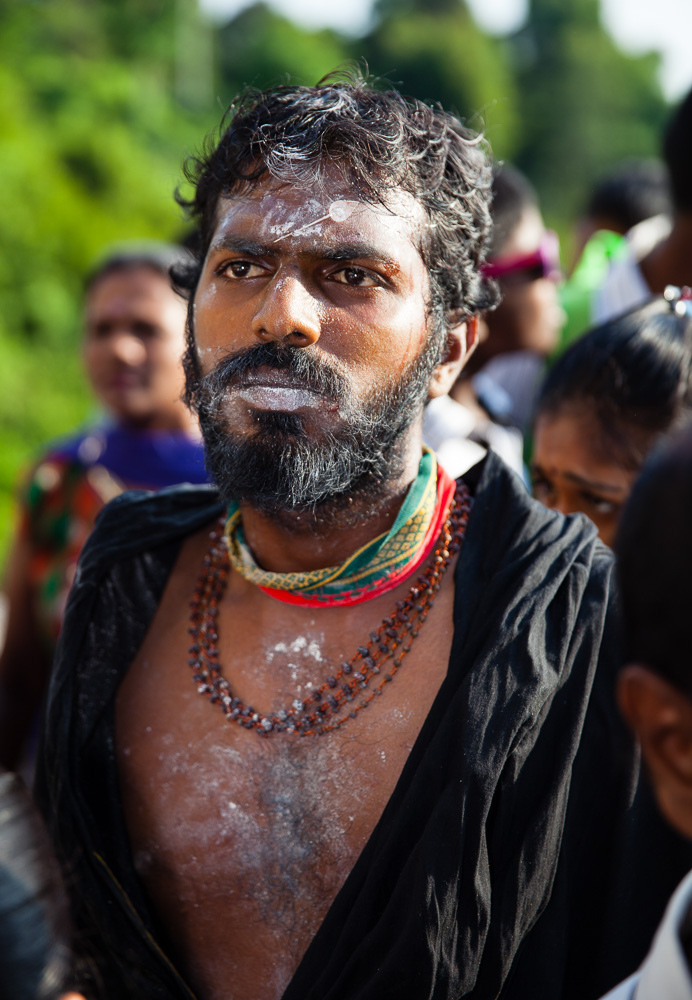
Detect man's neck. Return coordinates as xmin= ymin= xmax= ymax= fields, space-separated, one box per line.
xmin=236 ymin=432 xmax=425 ymax=574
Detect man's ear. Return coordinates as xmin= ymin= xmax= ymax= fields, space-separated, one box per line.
xmin=618 ymin=664 xmax=692 ymax=840
xmin=428 ymin=315 xmax=480 ymax=400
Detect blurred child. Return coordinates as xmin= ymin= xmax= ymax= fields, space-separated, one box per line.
xmin=531 ymin=289 xmax=692 ymax=547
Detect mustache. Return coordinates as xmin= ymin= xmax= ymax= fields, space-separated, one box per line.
xmin=191 ymin=342 xmax=349 ymax=404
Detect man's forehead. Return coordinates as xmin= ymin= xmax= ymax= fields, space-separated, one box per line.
xmin=210 ymin=176 xmax=427 ymax=248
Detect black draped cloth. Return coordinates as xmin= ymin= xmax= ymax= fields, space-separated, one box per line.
xmin=35 ymin=454 xmax=692 ymax=999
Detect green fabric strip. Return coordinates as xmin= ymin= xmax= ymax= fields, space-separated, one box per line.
xmin=223 ymin=448 xmax=438 ymax=599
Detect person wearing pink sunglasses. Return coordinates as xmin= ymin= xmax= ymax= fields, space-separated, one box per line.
xmin=423 ymin=163 xmax=564 ymax=478
xmin=480 ymin=167 xmax=563 ymax=362
xmin=472 ymin=165 xmax=565 ymax=431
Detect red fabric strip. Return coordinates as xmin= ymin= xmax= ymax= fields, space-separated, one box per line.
xmin=259 ymin=466 xmax=457 ymax=608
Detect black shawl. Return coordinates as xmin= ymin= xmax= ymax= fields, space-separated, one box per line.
xmin=35 ymin=453 xmax=692 ymax=999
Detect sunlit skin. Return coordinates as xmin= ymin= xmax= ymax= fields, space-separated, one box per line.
xmin=83 ymin=266 xmax=198 ymax=433
xmin=192 ymin=176 xmax=475 ymax=572
xmin=116 ymin=174 xmax=478 ymax=1000
xmin=532 ymin=406 xmax=637 ymax=548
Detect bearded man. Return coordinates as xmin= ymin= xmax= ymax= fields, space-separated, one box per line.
xmin=36 ymin=74 xmax=692 ymax=1000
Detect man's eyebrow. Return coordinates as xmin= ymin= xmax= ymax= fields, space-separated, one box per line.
xmin=207 ymin=234 xmax=401 ymax=268
xmin=207 ymin=235 xmax=272 ymax=257
xmin=318 ymin=243 xmax=400 ymax=267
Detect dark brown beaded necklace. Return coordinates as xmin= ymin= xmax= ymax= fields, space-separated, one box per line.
xmin=188 ymin=481 xmax=472 ymax=737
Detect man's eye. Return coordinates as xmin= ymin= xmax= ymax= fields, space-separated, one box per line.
xmin=219 ymin=261 xmax=264 ymax=279
xmin=332 ymin=267 xmax=379 ymax=288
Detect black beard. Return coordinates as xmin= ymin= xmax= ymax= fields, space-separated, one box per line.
xmin=186 ymin=336 xmax=443 ymax=517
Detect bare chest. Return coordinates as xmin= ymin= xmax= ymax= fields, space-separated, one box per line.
xmin=115 ymin=530 xmax=456 ymax=999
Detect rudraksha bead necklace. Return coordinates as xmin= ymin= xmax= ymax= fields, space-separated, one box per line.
xmin=188 ymin=481 xmax=472 ymax=737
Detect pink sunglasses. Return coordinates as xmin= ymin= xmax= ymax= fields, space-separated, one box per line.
xmin=482 ymin=230 xmax=561 ymax=283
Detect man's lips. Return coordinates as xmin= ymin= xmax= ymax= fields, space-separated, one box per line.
xmin=235 ymin=385 xmax=321 ymax=411
xmin=231 ymin=367 xmax=330 ymax=412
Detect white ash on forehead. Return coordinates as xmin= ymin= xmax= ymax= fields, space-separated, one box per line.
xmin=271 ymin=200 xmax=358 ymax=243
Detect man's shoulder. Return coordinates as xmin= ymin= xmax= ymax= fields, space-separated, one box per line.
xmin=79 ymin=482 xmax=225 ymax=579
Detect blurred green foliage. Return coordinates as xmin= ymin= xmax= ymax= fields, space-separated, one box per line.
xmin=0 ymin=0 xmax=671 ymax=561
xmin=513 ymin=0 xmax=667 ymax=221
xmin=0 ymin=0 xmax=217 ymax=560
xmin=215 ymin=4 xmax=351 ymax=102
xmin=361 ymin=0 xmax=519 ymax=159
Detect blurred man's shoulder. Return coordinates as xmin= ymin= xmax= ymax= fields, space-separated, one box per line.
xmin=81 ymin=482 xmax=224 ymax=573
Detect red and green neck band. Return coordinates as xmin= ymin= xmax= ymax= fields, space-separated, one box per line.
xmin=222 ymin=448 xmax=457 ymax=608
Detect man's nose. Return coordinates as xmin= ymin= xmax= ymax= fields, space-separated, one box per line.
xmin=109 ymin=329 xmax=148 ymax=366
xmin=251 ymin=273 xmax=321 ymax=347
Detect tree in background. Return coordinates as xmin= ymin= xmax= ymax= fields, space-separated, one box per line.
xmin=213 ymin=0 xmax=518 ymax=160
xmin=215 ymin=3 xmax=350 ymax=105
xmin=0 ymin=0 xmax=216 ymax=544
xmin=360 ymin=0 xmax=519 ymax=161
xmin=510 ymin=0 xmax=667 ymax=221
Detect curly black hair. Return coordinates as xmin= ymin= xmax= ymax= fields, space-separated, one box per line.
xmin=536 ymin=297 xmax=692 ymax=469
xmin=175 ymin=68 xmax=498 ymax=338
